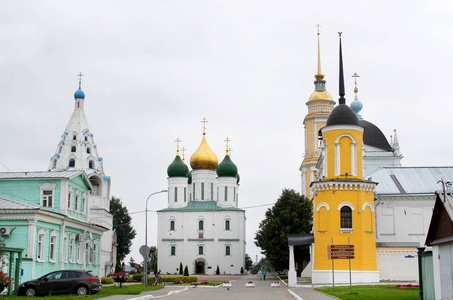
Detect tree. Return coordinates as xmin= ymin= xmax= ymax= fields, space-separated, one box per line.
xmin=179 ymin=262 xmax=183 ymax=275
xmin=184 ymin=266 xmax=189 ymax=276
xmin=147 ymin=246 xmax=157 ymax=274
xmin=111 ymin=196 xmax=137 ymax=262
xmin=255 ymin=189 xmax=312 ymax=272
xmin=240 ymin=266 xmax=244 ymax=274
xmin=129 ymin=257 xmax=136 ymax=268
xmin=216 ymin=265 xmax=220 ymax=275
xmin=245 ymin=254 xmax=253 ymax=271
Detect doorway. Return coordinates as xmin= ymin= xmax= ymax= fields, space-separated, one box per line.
xmin=196 ymin=260 xmax=205 ymax=274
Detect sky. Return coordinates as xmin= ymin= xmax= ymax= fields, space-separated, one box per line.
xmin=1 ymin=0 xmax=453 ymax=265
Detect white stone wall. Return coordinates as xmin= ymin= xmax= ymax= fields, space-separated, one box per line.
xmin=168 ymin=177 xmax=189 ymax=208
xmin=157 ymin=209 xmax=245 ymax=275
xmin=376 ymin=249 xmax=419 ymax=281
xmin=191 ymin=170 xmax=217 ymax=201
xmin=216 ymin=177 xmax=238 ymax=207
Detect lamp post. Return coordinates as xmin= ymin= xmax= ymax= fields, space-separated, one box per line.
xmin=144 ymin=190 xmax=167 ymax=289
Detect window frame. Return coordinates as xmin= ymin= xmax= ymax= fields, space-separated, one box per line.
xmin=39 ymin=183 xmax=56 ymax=208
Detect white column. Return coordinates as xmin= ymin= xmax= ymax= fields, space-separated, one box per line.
xmin=288 ymin=245 xmax=297 ymax=287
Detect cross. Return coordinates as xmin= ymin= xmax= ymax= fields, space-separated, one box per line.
xmin=181 ymin=147 xmax=187 ymax=162
xmin=315 ymin=24 xmax=321 ymax=35
xmin=224 ymin=137 xmax=231 ymax=149
xmin=228 ymin=147 xmax=233 ymax=156
xmin=352 ymin=72 xmax=360 ymax=85
xmin=175 ymin=138 xmax=181 ymax=151
xmin=77 ymin=72 xmax=84 ymax=84
xmin=200 ymin=118 xmax=208 ymax=133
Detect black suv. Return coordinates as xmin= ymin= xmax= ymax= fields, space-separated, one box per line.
xmin=17 ymin=270 xmax=102 ymax=296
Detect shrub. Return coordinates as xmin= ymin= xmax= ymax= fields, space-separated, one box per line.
xmin=216 ymin=265 xmax=220 ymax=275
xmin=240 ymin=267 xmax=244 ymax=274
xmin=159 ymin=276 xmax=197 ymax=283
xmin=132 ymin=274 xmax=144 ymax=282
xmin=184 ymin=266 xmax=189 ymax=276
xmin=101 ymin=277 xmax=114 ymax=284
xmin=130 ymin=270 xmax=136 ymax=275
xmin=179 ymin=262 xmax=183 ymax=275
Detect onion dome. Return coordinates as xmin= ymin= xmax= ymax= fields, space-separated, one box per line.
xmin=309 ymin=90 xmax=333 ymax=102
xmin=74 ymin=84 xmax=85 ymax=99
xmin=167 ymin=155 xmax=189 ymax=177
xmin=190 ymin=133 xmax=218 ymax=170
xmin=217 ymin=152 xmax=238 ymax=177
xmin=359 ymin=120 xmax=393 ymax=151
xmin=350 ymin=96 xmax=363 ymax=120
xmin=188 ymin=171 xmax=192 ymax=184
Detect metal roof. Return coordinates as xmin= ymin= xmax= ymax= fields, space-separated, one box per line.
xmin=288 ymin=234 xmax=314 ymax=246
xmin=0 ymin=170 xmax=84 ymax=180
xmin=158 ymin=201 xmax=244 ymax=212
xmin=0 ymin=197 xmax=39 ymax=209
xmin=367 ymin=167 xmax=453 ymax=195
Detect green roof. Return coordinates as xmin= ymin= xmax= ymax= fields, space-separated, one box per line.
xmin=158 ymin=201 xmax=244 ymax=212
xmin=167 ymin=155 xmax=189 ymax=178
xmin=216 ymin=155 xmax=238 ymax=177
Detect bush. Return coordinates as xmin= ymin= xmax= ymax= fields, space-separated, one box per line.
xmin=216 ymin=265 xmax=220 ymax=275
xmin=184 ymin=266 xmax=189 ymax=276
xmin=132 ymin=274 xmax=144 ymax=282
xmin=160 ymin=276 xmax=197 ymax=283
xmin=179 ymin=262 xmax=183 ymax=275
xmin=240 ymin=267 xmax=244 ymax=274
xmin=101 ymin=277 xmax=114 ymax=284
xmin=130 ymin=270 xmax=136 ymax=275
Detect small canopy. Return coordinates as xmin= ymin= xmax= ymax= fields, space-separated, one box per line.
xmin=288 ymin=234 xmax=314 ymax=246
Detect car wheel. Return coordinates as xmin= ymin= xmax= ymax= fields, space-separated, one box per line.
xmin=76 ymin=285 xmax=89 ymax=296
xmin=25 ymin=287 xmax=37 ymax=297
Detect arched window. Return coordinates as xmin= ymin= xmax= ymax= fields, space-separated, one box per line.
xmin=69 ymin=159 xmax=75 ymax=168
xmin=170 ymin=220 xmax=175 ymax=231
xmin=73 ymin=135 xmax=77 ymax=140
xmin=198 ymin=246 xmax=203 ymax=255
xmin=224 ymin=187 xmax=228 ymax=201
xmin=201 ymin=183 xmax=204 ymax=200
xmin=174 ymin=187 xmax=178 ymax=202
xmin=89 ymin=160 xmax=94 ymax=169
xmin=71 ymin=146 xmax=76 ymax=153
xmin=171 ymin=246 xmax=176 ymax=256
xmin=87 ymin=147 xmax=91 ymax=154
xmin=184 ymin=187 xmax=187 ymax=202
xmin=85 ymin=136 xmax=88 ymax=142
xmin=211 ymin=183 xmax=213 ymax=200
xmin=225 ymin=220 xmax=230 ymax=230
xmin=198 ymin=220 xmax=204 ymax=230
xmin=225 ymin=246 xmax=230 ymax=256
xmin=340 ymin=206 xmax=353 ymax=229
xmin=52 ymin=159 xmax=57 ymax=169
xmin=58 ymin=146 xmax=62 ymax=154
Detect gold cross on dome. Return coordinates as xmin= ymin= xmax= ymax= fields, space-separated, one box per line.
xmin=228 ymin=147 xmax=233 ymax=156
xmin=224 ymin=137 xmax=231 ymax=148
xmin=200 ymin=118 xmax=208 ymax=133
xmin=352 ymin=72 xmax=360 ymax=86
xmin=175 ymin=138 xmax=181 ymax=152
xmin=181 ymin=147 xmax=186 ymax=162
xmin=315 ymin=24 xmax=321 ymax=34
xmin=77 ymin=72 xmax=84 ymax=84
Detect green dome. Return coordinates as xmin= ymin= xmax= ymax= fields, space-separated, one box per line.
xmin=167 ymin=155 xmax=189 ymax=177
xmin=216 ymin=155 xmax=238 ymax=177
xmin=236 ymin=173 xmax=240 ymax=184
xmin=188 ymin=171 xmax=192 ymax=184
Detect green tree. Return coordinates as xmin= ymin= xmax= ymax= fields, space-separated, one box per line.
xmin=216 ymin=265 xmax=220 ymax=275
xmin=184 ymin=266 xmax=189 ymax=276
xmin=111 ymin=196 xmax=137 ymax=262
xmin=245 ymin=254 xmax=253 ymax=270
xmin=129 ymin=257 xmax=136 ymax=268
xmin=240 ymin=266 xmax=244 ymax=274
xmin=147 ymin=246 xmax=157 ymax=273
xmin=179 ymin=262 xmax=183 ymax=275
xmin=255 ymin=189 xmax=312 ymax=271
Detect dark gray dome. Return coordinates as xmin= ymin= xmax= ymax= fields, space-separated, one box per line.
xmin=359 ymin=120 xmax=393 ymax=151
xmin=326 ymin=104 xmax=359 ymax=126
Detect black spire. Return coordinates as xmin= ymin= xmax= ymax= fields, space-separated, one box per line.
xmin=338 ymin=32 xmax=345 ymax=105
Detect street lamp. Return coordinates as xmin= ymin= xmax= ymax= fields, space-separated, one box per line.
xmin=144 ymin=190 xmax=167 ymax=289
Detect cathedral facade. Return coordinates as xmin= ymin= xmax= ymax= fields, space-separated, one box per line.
xmin=157 ymin=125 xmax=246 ymax=275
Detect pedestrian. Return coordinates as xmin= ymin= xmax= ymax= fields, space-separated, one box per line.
xmin=263 ymin=271 xmax=267 ymax=281
xmin=258 ymin=270 xmax=263 ymax=280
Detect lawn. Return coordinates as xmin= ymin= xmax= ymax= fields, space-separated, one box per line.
xmin=316 ymin=285 xmax=419 ymax=300
xmin=1 ymin=284 xmax=163 ymax=300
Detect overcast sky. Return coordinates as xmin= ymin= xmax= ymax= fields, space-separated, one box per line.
xmin=1 ymin=0 xmax=453 ymax=265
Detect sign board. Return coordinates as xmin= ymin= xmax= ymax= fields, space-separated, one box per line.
xmin=139 ymin=245 xmax=150 ymax=258
xmin=328 ymin=245 xmax=354 ymax=259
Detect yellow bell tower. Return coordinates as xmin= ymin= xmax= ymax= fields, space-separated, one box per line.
xmin=311 ymin=34 xmax=379 ymax=284
xmin=300 ymin=25 xmax=335 ymax=198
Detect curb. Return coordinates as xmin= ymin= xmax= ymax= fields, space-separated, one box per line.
xmin=129 ymin=287 xmax=188 ymax=300
xmin=287 ymin=289 xmax=303 ymax=300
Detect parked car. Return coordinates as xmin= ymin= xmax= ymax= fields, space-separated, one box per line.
xmin=17 ymin=270 xmax=101 ymax=296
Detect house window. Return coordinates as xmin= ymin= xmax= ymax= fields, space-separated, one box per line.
xmin=69 ymin=159 xmax=75 ymax=167
xmin=85 ymin=242 xmax=90 ymax=263
xmin=75 ymin=192 xmax=79 ymax=211
xmin=340 ymin=206 xmax=353 ymax=229
xmin=50 ymin=232 xmax=57 ymax=262
xmin=77 ymin=237 xmax=83 ymax=263
xmin=225 ymin=220 xmax=230 ymax=231
xmin=224 ymin=187 xmax=228 ymax=201
xmin=175 ymin=187 xmax=178 ymax=202
xmin=63 ymin=235 xmax=68 ymax=262
xmin=170 ymin=220 xmax=175 ymax=231
xmin=68 ymin=191 xmax=72 ymax=209
xmin=37 ymin=231 xmax=45 ymax=261
xmin=42 ymin=190 xmax=53 ymax=208
xmin=71 ymin=146 xmax=76 ymax=152
xmin=171 ymin=246 xmax=176 ymax=256
xmin=225 ymin=246 xmax=231 ymax=256
xmin=89 ymin=160 xmax=94 ymax=169
xmin=70 ymin=236 xmax=75 ymax=262
xmin=82 ymin=194 xmax=86 ymax=214
xmin=87 ymin=147 xmax=91 ymax=154
xmin=199 ymin=220 xmax=204 ymax=231
xmin=198 ymin=246 xmax=203 ymax=255
xmin=93 ymin=243 xmax=97 ymax=264
xmin=201 ymin=183 xmax=204 ymax=200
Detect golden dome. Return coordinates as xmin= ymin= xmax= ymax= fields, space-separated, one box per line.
xmin=190 ymin=133 xmax=218 ymax=170
xmin=308 ymin=90 xmax=333 ymax=102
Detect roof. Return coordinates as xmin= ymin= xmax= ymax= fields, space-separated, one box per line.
xmin=426 ymin=192 xmax=453 ymax=246
xmin=0 ymin=197 xmax=39 ymax=209
xmin=368 ymin=167 xmax=453 ymax=195
xmin=325 ymin=104 xmax=359 ymax=127
xmin=288 ymin=234 xmax=314 ymax=246
xmin=158 ymin=201 xmax=244 ymax=212
xmin=359 ymin=120 xmax=393 ymax=151
xmin=0 ymin=171 xmax=92 ymax=190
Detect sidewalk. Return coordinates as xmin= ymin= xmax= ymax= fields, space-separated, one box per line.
xmin=98 ymin=285 xmax=188 ymax=300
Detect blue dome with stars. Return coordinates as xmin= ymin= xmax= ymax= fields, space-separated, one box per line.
xmin=74 ymin=85 xmax=85 ymax=99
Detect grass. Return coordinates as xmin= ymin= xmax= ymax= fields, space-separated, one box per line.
xmin=316 ymin=285 xmax=420 ymax=300
xmin=1 ymin=284 xmax=163 ymax=300
xmin=206 ymin=280 xmax=229 ymax=286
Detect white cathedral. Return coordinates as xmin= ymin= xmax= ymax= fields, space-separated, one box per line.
xmin=48 ymin=79 xmax=114 ymax=276
xmin=157 ymin=125 xmax=246 ymax=275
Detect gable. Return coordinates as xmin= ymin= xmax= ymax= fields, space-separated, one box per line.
xmin=426 ymin=193 xmax=453 ymax=246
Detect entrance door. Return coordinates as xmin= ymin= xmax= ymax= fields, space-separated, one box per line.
xmin=196 ymin=261 xmax=204 ymax=274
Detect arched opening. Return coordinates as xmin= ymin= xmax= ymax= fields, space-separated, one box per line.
xmin=340 ymin=206 xmax=353 ymax=229
xmin=171 ymin=246 xmax=176 ymax=256
xmin=87 ymin=147 xmax=91 ymax=154
xmin=73 ymin=135 xmax=77 ymax=140
xmin=89 ymin=160 xmax=94 ymax=169
xmin=198 ymin=246 xmax=203 ymax=255
xmin=71 ymin=146 xmax=76 ymax=153
xmin=170 ymin=220 xmax=175 ymax=231
xmin=225 ymin=246 xmax=230 ymax=256
xmin=89 ymin=175 xmax=102 ymax=196
xmin=52 ymin=158 xmax=57 ymax=169
xmin=195 ymin=260 xmax=205 ymax=274
xmin=225 ymin=220 xmax=230 ymax=230
xmin=85 ymin=136 xmax=88 ymax=142
xmin=198 ymin=220 xmax=204 ymax=230
xmin=69 ymin=159 xmax=75 ymax=168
